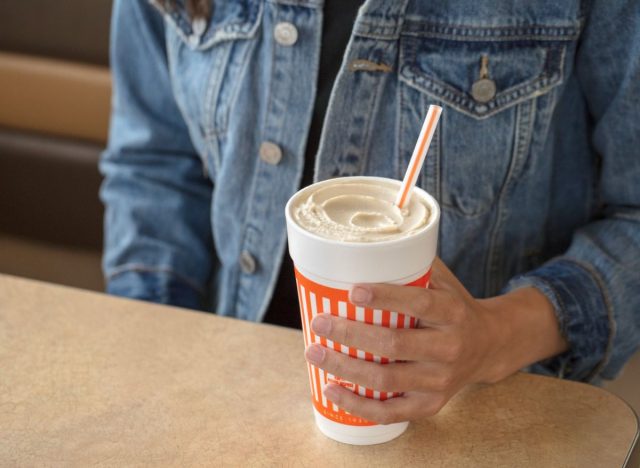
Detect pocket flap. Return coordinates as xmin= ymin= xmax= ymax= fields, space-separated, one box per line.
xmin=399 ymin=28 xmax=570 ymax=119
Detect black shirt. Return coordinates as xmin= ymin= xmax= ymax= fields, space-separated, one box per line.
xmin=262 ymin=1 xmax=363 ymax=328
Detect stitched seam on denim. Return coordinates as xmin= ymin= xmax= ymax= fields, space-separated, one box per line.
xmin=563 ymin=250 xmax=616 ymax=382
xmin=203 ymin=43 xmax=231 ymax=138
xmin=201 ymin=36 xmax=225 ymax=174
xmin=240 ymin=3 xmax=277 ymax=237
xmin=484 ymin=100 xmax=530 ymax=292
xmin=411 ymin=79 xmax=555 ymax=120
xmin=354 ymin=30 xmax=400 ymax=41
xmin=165 ymin=34 xmax=209 ymax=174
xmin=204 ymin=33 xmax=260 ymax=139
xmin=354 ymin=26 xmax=401 ymax=41
xmin=500 ymin=46 xmax=564 ymax=192
xmin=267 ymin=0 xmax=323 ymax=7
xmin=503 ymin=100 xmax=535 ymax=290
xmin=399 ymin=56 xmax=564 ymax=121
xmin=400 ymin=31 xmax=579 ymax=43
xmin=502 ymin=91 xmax=537 ymax=197
xmin=225 ymin=37 xmax=259 ymax=135
xmin=107 ymin=264 xmax=205 ymax=295
xmin=400 ymin=20 xmax=581 ymax=41
xmin=402 ymin=19 xmax=582 ymax=32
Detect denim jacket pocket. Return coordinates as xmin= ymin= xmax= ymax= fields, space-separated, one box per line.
xmin=398 ymin=21 xmax=575 ymax=217
xmin=161 ymin=0 xmax=263 ymax=174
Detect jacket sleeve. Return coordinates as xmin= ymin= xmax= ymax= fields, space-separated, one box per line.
xmin=100 ymin=0 xmax=214 ymax=310
xmin=504 ymin=0 xmax=640 ymax=381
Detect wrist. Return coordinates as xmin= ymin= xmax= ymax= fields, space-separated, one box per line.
xmin=478 ymin=287 xmax=568 ymax=383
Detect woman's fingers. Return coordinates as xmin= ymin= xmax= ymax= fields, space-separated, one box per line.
xmin=305 ymin=344 xmax=462 ymax=393
xmin=348 ymin=284 xmax=465 ymax=327
xmin=323 ymin=385 xmax=449 ymax=425
xmin=311 ymin=315 xmax=461 ymax=362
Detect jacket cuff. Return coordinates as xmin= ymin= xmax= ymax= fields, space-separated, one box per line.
xmin=503 ymin=259 xmax=612 ymax=382
xmin=106 ymin=267 xmax=204 ymax=311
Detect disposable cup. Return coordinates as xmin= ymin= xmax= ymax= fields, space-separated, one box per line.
xmin=285 ymin=176 xmax=440 ymax=445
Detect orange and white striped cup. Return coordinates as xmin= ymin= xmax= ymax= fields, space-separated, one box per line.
xmin=285 ymin=176 xmax=440 ymax=445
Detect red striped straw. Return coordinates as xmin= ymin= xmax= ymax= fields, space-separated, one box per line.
xmin=395 ymin=105 xmax=443 ymax=209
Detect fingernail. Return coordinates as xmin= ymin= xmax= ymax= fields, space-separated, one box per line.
xmin=350 ymin=285 xmax=372 ymax=305
xmin=305 ymin=344 xmax=325 ymax=365
xmin=311 ymin=314 xmax=331 ymax=335
xmin=324 ymin=384 xmax=339 ymax=401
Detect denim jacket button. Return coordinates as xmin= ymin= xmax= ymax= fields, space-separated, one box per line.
xmin=239 ymin=251 xmax=257 ymax=274
xmin=274 ymin=22 xmax=298 ymax=46
xmin=471 ymin=78 xmax=497 ymax=103
xmin=259 ymin=141 xmax=283 ymax=165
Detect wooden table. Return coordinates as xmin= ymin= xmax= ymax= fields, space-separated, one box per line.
xmin=1 ymin=274 xmax=637 ymax=467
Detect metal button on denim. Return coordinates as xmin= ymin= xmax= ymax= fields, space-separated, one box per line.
xmin=274 ymin=22 xmax=298 ymax=46
xmin=471 ymin=78 xmax=497 ymax=103
xmin=239 ymin=251 xmax=257 ymax=274
xmin=259 ymin=141 xmax=283 ymax=165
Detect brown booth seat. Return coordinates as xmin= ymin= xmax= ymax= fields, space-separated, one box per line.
xmin=0 ymin=0 xmax=112 ymax=291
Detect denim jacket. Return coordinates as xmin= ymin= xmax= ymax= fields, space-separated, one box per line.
xmin=101 ymin=0 xmax=640 ymax=382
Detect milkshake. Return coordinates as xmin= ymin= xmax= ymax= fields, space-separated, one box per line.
xmin=293 ymin=180 xmax=430 ymax=243
xmin=285 ymin=176 xmax=440 ymax=445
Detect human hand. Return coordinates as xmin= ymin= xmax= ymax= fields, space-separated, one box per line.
xmin=304 ymin=257 xmax=565 ymax=424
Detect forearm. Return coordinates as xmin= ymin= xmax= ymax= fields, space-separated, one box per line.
xmin=479 ymin=287 xmax=568 ymax=384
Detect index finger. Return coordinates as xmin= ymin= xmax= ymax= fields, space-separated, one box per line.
xmin=349 ymin=283 xmax=459 ymax=326
xmin=311 ymin=314 xmax=452 ymax=361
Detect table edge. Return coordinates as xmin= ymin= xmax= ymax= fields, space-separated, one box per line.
xmin=623 ymin=404 xmax=640 ymax=468
xmin=2 ymin=272 xmax=639 ymax=464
